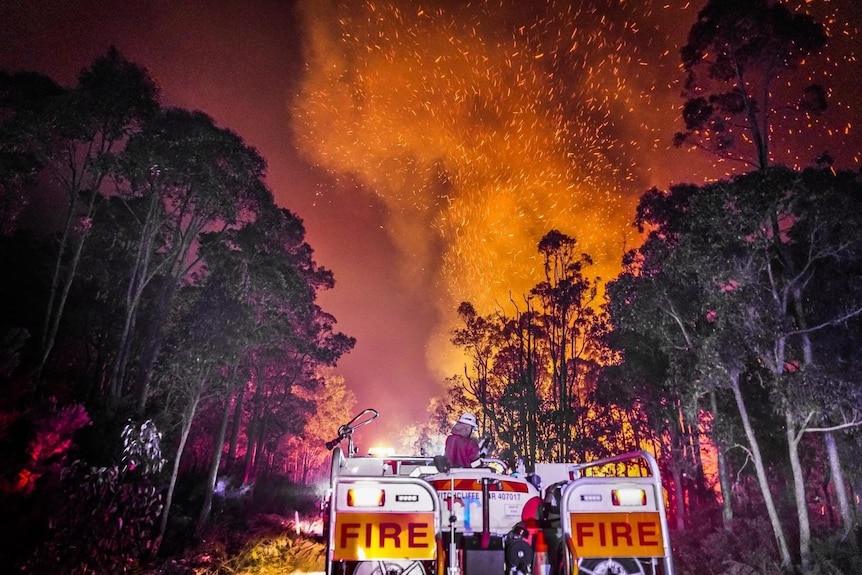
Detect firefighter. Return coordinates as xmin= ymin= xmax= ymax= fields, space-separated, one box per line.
xmin=444 ymin=412 xmax=481 ymax=467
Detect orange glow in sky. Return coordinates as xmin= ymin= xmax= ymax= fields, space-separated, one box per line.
xmin=1 ymin=0 xmax=859 ymax=439
xmin=289 ymin=0 xmax=860 ymax=434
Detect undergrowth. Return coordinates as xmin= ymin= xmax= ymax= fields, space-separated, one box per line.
xmin=149 ymin=513 xmax=324 ymax=575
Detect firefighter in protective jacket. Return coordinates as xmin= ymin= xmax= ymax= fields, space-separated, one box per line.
xmin=444 ymin=412 xmax=482 ymax=467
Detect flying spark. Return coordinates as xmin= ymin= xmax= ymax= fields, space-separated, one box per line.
xmin=291 ymin=0 xmax=859 ymax=379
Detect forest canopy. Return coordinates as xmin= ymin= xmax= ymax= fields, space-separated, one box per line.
xmin=0 ymin=48 xmax=355 ymax=572
xmin=2 ymin=0 xmax=862 ymax=571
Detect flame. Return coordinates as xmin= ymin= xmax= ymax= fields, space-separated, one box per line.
xmin=290 ymin=0 xmax=859 ymax=383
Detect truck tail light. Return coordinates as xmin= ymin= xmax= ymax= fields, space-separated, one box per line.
xmin=347 ymin=487 xmax=385 ymax=507
xmin=611 ymin=488 xmax=646 ymax=506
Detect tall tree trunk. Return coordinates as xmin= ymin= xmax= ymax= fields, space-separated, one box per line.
xmin=525 ymin=373 xmax=540 ymax=469
xmin=795 ymin=298 xmax=854 ymax=539
xmin=243 ymin=439 xmax=257 ymax=485
xmin=301 ymin=448 xmax=311 ymax=485
xmin=667 ymin=409 xmax=687 ymax=531
xmin=729 ymin=373 xmax=792 ymax=568
xmin=197 ymin=398 xmax=231 ymax=534
xmin=243 ymin=386 xmax=262 ymax=484
xmin=253 ymin=411 xmax=269 ymax=479
xmin=786 ymin=411 xmax=811 ymax=572
xmin=38 ymin=191 xmax=99 ymax=380
xmin=156 ymin=390 xmax=201 ymax=552
xmin=108 ymin=193 xmax=161 ymax=403
xmin=134 ymin=211 xmax=206 ymax=414
xmin=135 ymin=272 xmax=181 ymax=413
xmin=517 ymin=383 xmax=527 ymax=465
xmin=228 ymin=385 xmax=245 ymax=464
xmin=688 ymin=421 xmax=709 ymax=509
xmin=824 ymin=431 xmax=854 ymax=537
xmin=40 ymin=186 xmax=77 ymax=351
xmin=669 ymin=444 xmax=686 ymax=532
xmin=710 ymin=391 xmax=734 ymax=527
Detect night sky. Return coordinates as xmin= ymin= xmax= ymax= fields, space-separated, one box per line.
xmin=2 ymin=0 xmax=859 ymax=445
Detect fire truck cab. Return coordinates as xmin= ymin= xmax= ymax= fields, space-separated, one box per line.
xmin=322 ymin=409 xmax=674 ymax=575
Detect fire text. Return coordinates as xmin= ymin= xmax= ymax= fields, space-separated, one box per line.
xmin=569 ymin=512 xmax=664 ymax=557
xmin=333 ymin=512 xmax=436 ymax=561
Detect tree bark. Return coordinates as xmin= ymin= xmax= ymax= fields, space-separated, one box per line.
xmin=157 ymin=389 xmax=201 ymax=552
xmin=134 ymin=271 xmax=182 ymax=413
xmin=253 ymin=411 xmax=270 ymax=479
xmin=670 ymin=449 xmax=685 ymax=531
xmin=729 ymin=373 xmax=792 ymax=568
xmin=38 ymin=190 xmax=100 ymax=380
xmin=242 ymin=384 xmax=262 ymax=484
xmin=667 ymin=410 xmax=686 ymax=531
xmin=786 ymin=410 xmax=811 ymax=572
xmin=197 ymin=398 xmax=231 ymax=534
xmin=710 ymin=391 xmax=734 ymax=528
xmin=824 ymin=431 xmax=854 ymax=537
xmin=228 ymin=385 xmax=245 ymax=465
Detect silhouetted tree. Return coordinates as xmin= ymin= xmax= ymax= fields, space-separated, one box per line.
xmin=34 ymin=49 xmax=158 ymax=380
xmin=452 ymin=301 xmax=501 ymax=435
xmin=675 ymin=0 xmax=827 ymax=170
xmin=531 ymin=229 xmax=601 ymax=461
xmin=622 ymin=166 xmax=862 ymax=571
xmin=111 ymin=108 xmax=270 ymax=412
xmin=0 ymin=71 xmax=63 ymax=236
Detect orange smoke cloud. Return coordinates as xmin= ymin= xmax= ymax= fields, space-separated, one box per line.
xmin=289 ymin=0 xmax=701 ymax=378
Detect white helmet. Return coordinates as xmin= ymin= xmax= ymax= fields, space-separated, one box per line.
xmin=457 ymin=412 xmax=478 ymax=430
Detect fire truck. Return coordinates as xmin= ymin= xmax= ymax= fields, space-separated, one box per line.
xmin=322 ymin=409 xmax=674 ymax=575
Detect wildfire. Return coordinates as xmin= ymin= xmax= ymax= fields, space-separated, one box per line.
xmin=290 ymin=0 xmax=859 ymax=377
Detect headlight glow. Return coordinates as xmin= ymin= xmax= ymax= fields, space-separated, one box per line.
xmin=347 ymin=487 xmax=385 ymax=507
xmin=611 ymin=488 xmax=647 ymax=506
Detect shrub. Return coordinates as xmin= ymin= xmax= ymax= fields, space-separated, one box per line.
xmin=155 ymin=513 xmax=325 ymax=575
xmin=808 ymin=533 xmax=862 ymax=574
xmin=22 ymin=419 xmax=165 ymax=574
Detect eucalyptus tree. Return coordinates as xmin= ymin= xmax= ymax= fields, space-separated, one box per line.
xmin=678 ymin=7 xmax=846 ymax=512
xmin=154 ymin=273 xmax=246 ymax=547
xmin=491 ymin=303 xmax=551 ymax=467
xmin=605 ymin=228 xmax=716 ymax=532
xmin=674 ymin=0 xmax=827 ymax=170
xmin=189 ymin=201 xmax=353 ymax=519
xmin=182 ymin=225 xmax=262 ymax=533
xmin=7 ymin=49 xmax=160 ymax=380
xmin=625 ymin=175 xmax=794 ymax=565
xmin=71 ymin=192 xmax=162 ymax=400
xmin=530 ymin=230 xmax=601 ymax=461
xmin=607 ymin=182 xmax=765 ymax=529
xmin=450 ymin=300 xmax=542 ymax=467
xmin=452 ymin=301 xmax=502 ymax=435
xmin=450 ymin=230 xmax=610 ymax=466
xmin=633 ymin=167 xmax=862 ymax=570
xmin=704 ymin=168 xmax=862 ymax=571
xmin=156 ymin=199 xmax=344 ymax=534
xmin=777 ymin=168 xmax=862 ymax=540
xmin=0 ymin=70 xmax=63 ymax=236
xmin=202 ymin=204 xmax=353 ymax=483
xmin=672 ymin=3 xmax=855 ymax=567
xmin=110 ymin=108 xmax=271 ymax=412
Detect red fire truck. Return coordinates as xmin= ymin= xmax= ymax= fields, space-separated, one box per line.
xmin=322 ymin=409 xmax=674 ymax=575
